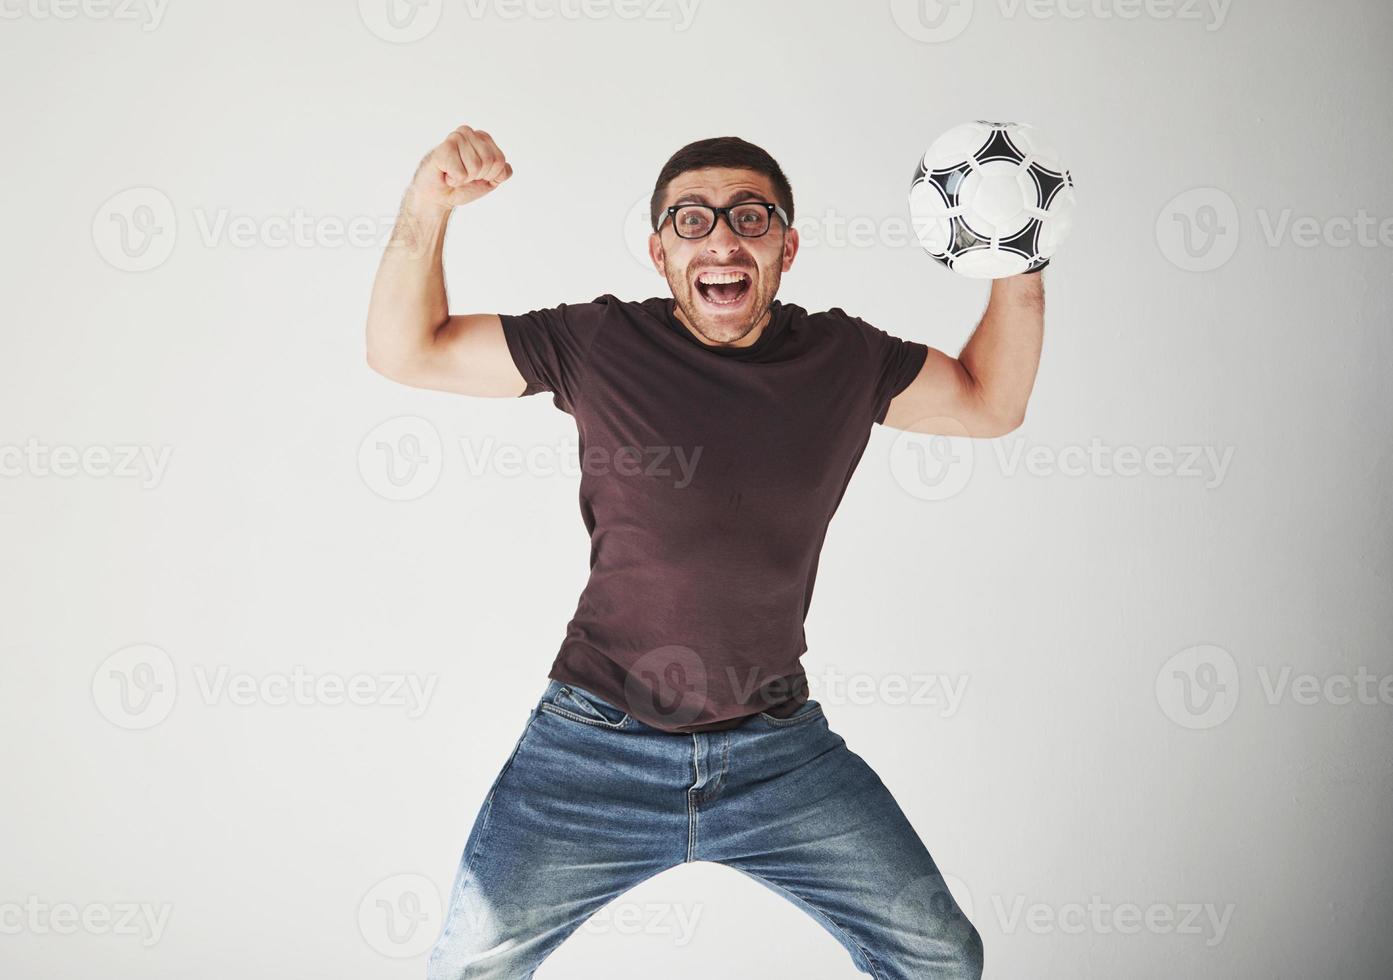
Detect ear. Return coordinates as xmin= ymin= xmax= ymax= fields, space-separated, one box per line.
xmin=781 ymin=226 xmax=800 ymax=272
xmin=647 ymin=232 xmax=667 ymax=276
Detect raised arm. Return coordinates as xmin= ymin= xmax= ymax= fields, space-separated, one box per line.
xmin=881 ymin=271 xmax=1045 ymax=437
xmin=365 ymin=124 xmax=525 ymax=397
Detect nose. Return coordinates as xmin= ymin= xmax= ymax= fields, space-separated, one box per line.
xmin=705 ymin=213 xmax=745 ymax=256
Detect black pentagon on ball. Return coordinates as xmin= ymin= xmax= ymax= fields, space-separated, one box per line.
xmin=971 ymin=126 xmax=1027 ymax=166
xmin=998 ymin=218 xmax=1044 ymax=260
xmin=1026 ymin=162 xmax=1071 ymax=209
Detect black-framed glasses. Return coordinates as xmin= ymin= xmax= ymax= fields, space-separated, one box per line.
xmin=656 ymin=202 xmax=789 ymax=239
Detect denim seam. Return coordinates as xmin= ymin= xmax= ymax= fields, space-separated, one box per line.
xmin=461 ymin=709 xmax=539 ymax=878
xmin=739 ymin=867 xmax=885 ymax=980
xmin=757 ymin=705 xmax=824 ymax=727
xmin=557 ymin=686 xmax=610 ymax=721
xmin=685 ymin=734 xmax=701 ymax=862
xmin=538 ymin=701 xmax=630 ymax=730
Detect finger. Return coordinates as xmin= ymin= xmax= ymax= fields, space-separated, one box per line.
xmin=452 ymin=133 xmax=486 ymax=183
xmin=430 ymin=141 xmax=468 ymax=187
xmin=441 ymin=125 xmax=481 ymax=183
xmin=467 ymin=131 xmax=506 ymax=183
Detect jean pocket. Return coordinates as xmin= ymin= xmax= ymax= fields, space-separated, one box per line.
xmin=757 ymin=698 xmax=824 ymax=727
xmin=540 ymin=684 xmax=631 ymax=729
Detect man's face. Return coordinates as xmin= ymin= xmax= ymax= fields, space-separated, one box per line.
xmin=649 ymin=167 xmax=799 ymax=347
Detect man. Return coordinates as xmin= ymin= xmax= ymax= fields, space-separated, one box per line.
xmin=366 ymin=124 xmax=1044 ymax=979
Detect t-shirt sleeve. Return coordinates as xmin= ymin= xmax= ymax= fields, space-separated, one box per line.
xmin=846 ymin=314 xmax=930 ymax=425
xmin=497 ymin=300 xmax=603 ymax=415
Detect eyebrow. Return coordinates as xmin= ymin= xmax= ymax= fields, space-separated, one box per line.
xmin=671 ymin=189 xmax=766 ymax=207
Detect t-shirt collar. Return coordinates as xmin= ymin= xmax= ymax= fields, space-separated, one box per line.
xmin=662 ymin=297 xmax=787 ymax=359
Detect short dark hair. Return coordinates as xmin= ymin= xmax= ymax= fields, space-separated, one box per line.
xmin=650 ymin=136 xmax=795 ymax=232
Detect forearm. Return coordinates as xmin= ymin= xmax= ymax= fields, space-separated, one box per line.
xmin=957 ymin=272 xmax=1045 ymax=428
xmin=365 ymin=192 xmax=453 ymax=371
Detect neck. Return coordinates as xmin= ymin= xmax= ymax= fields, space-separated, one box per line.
xmin=672 ymin=302 xmax=772 ymax=349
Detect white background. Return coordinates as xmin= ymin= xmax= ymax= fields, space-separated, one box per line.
xmin=2 ymin=0 xmax=1390 ymax=977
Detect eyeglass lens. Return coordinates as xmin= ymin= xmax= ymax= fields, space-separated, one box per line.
xmin=673 ymin=204 xmax=771 ymax=238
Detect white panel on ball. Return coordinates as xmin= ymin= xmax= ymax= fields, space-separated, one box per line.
xmin=909 ymin=120 xmax=1076 ymax=279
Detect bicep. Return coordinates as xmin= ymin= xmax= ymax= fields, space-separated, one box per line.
xmin=374 ymin=313 xmax=528 ymax=397
xmin=880 ymin=345 xmax=1005 ymax=436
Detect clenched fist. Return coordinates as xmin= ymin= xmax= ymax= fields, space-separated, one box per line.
xmin=408 ymin=125 xmax=514 ymax=210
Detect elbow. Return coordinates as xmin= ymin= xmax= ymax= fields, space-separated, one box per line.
xmin=366 ymin=317 xmax=446 ymax=382
xmin=365 ymin=327 xmax=423 ymax=383
xmin=366 ymin=343 xmax=414 ymax=383
xmin=966 ymin=386 xmax=1027 ymax=437
xmin=365 ymin=345 xmax=396 ymax=380
xmin=365 ymin=321 xmax=392 ymax=378
xmin=976 ymin=407 xmax=1025 ymax=438
xmin=961 ymin=370 xmax=1029 ymax=438
xmin=998 ymin=408 xmax=1026 ymax=435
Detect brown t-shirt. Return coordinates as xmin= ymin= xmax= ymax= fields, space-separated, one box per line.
xmin=499 ymin=294 xmax=928 ymax=733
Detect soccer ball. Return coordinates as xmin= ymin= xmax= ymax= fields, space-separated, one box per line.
xmin=909 ymin=120 xmax=1076 ymax=279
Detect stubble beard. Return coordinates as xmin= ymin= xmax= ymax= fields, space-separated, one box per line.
xmin=668 ymin=261 xmax=780 ymax=347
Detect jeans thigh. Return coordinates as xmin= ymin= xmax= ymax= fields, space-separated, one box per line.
xmin=704 ymin=719 xmax=982 ymax=979
xmin=427 ymin=684 xmax=687 ymax=979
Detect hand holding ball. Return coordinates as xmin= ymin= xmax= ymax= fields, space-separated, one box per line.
xmin=909 ymin=120 xmax=1076 ymax=279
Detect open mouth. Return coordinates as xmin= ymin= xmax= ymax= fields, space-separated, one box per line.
xmin=694 ymin=269 xmax=753 ymax=308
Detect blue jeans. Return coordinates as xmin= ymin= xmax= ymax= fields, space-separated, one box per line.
xmin=427 ymin=679 xmax=984 ymax=979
